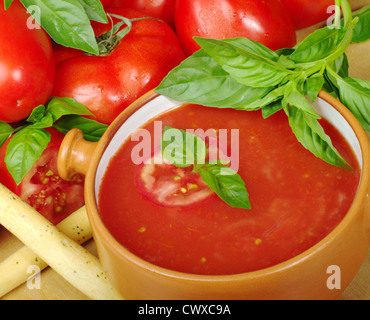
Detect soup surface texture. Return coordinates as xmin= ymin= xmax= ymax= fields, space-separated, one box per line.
xmin=98 ymin=104 xmax=360 ymax=275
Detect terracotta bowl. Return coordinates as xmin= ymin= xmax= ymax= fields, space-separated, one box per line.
xmin=58 ymin=90 xmax=370 ymax=300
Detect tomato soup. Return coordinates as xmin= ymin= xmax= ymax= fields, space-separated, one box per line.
xmin=98 ymin=104 xmax=360 ymax=275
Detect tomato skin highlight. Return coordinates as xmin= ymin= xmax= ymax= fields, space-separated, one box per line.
xmin=0 ymin=128 xmax=85 ymax=225
xmin=280 ymin=0 xmax=335 ymax=30
xmin=52 ymin=8 xmax=185 ymax=125
xmin=0 ymin=1 xmax=55 ymax=123
xmin=175 ymin=0 xmax=297 ymax=56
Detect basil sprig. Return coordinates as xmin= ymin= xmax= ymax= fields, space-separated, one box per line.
xmin=157 ymin=0 xmax=369 ymax=169
xmin=0 ymin=98 xmax=108 ymax=184
xmin=162 ymin=126 xmax=251 ymax=210
xmin=4 ymin=0 xmax=108 ymax=55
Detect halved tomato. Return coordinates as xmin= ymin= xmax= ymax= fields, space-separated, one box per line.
xmin=0 ymin=128 xmax=85 ymax=225
xmin=136 ymin=150 xmax=214 ymax=208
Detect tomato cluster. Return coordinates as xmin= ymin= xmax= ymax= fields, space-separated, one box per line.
xmin=1 ymin=0 xmax=335 ymax=125
xmin=0 ymin=0 xmax=334 ymax=224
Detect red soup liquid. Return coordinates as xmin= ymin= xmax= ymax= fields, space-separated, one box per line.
xmin=98 ymin=104 xmax=360 ymax=275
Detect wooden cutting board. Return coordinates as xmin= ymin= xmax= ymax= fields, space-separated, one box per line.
xmin=1 ymin=0 xmax=369 ymax=300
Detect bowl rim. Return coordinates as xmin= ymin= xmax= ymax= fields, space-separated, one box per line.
xmin=84 ymin=89 xmax=370 ymax=282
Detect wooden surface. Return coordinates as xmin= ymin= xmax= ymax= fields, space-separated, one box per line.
xmin=0 ymin=0 xmax=369 ymax=300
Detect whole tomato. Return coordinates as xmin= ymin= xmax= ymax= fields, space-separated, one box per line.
xmin=0 ymin=128 xmax=85 ymax=225
xmin=280 ymin=0 xmax=335 ymax=30
xmin=0 ymin=1 xmax=55 ymax=122
xmin=52 ymin=8 xmax=185 ymax=125
xmin=175 ymin=0 xmax=297 ymax=56
xmin=107 ymin=0 xmax=176 ymax=28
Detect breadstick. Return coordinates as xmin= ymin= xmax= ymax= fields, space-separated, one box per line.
xmin=0 ymin=184 xmax=123 ymax=300
xmin=0 ymin=206 xmax=92 ymax=297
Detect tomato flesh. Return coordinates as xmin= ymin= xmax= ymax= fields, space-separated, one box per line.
xmin=136 ymin=151 xmax=213 ymax=208
xmin=18 ymin=146 xmax=85 ymax=224
xmin=0 ymin=128 xmax=85 ymax=225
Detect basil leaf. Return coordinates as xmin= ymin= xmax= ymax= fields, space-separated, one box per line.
xmin=285 ymin=106 xmax=349 ymax=169
xmin=46 ymin=97 xmax=94 ymax=122
xmin=5 ymin=127 xmax=51 ymax=184
xmin=218 ymin=37 xmax=280 ymax=61
xmin=289 ymin=27 xmax=339 ymax=63
xmin=199 ymin=165 xmax=251 ymax=209
xmin=4 ymin=0 xmax=14 ymax=9
xmin=282 ymin=82 xmax=320 ymax=118
xmin=195 ymin=37 xmax=289 ymax=88
xmin=305 ymin=76 xmax=325 ymax=103
xmin=323 ymin=71 xmax=340 ymax=98
xmin=0 ymin=122 xmax=14 ymax=148
xmin=156 ymin=50 xmax=270 ymax=109
xmin=162 ymin=126 xmax=206 ymax=167
xmin=276 ymin=48 xmax=295 ymax=56
xmin=53 ymin=115 xmax=107 ymax=142
xmin=77 ymin=0 xmax=108 ymax=24
xmin=26 ymin=105 xmax=54 ymax=128
xmin=30 ymin=113 xmax=54 ymax=129
xmin=351 ymin=5 xmax=370 ymax=43
xmin=261 ymin=100 xmax=283 ymax=119
xmin=332 ymin=53 xmax=349 ymax=78
xmin=26 ymin=105 xmax=47 ymax=123
xmin=20 ymin=0 xmax=99 ymax=54
xmin=238 ymin=85 xmax=285 ymax=111
xmin=328 ymin=75 xmax=370 ymax=130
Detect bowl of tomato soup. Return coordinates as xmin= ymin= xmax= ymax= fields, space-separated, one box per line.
xmin=58 ymin=90 xmax=369 ymax=300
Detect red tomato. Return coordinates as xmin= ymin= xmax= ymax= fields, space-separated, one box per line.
xmin=0 ymin=128 xmax=85 ymax=225
xmin=280 ymin=0 xmax=335 ymax=30
xmin=52 ymin=8 xmax=185 ymax=125
xmin=52 ymin=44 xmax=84 ymax=67
xmin=100 ymin=0 xmax=114 ymax=7
xmin=107 ymin=0 xmax=176 ymax=28
xmin=136 ymin=149 xmax=214 ymax=208
xmin=0 ymin=1 xmax=55 ymax=123
xmin=175 ymin=0 xmax=297 ymax=56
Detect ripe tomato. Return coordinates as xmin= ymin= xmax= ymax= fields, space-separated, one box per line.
xmin=52 ymin=44 xmax=84 ymax=67
xmin=175 ymin=0 xmax=297 ymax=56
xmin=52 ymin=8 xmax=185 ymax=125
xmin=0 ymin=128 xmax=85 ymax=225
xmin=280 ymin=0 xmax=335 ymax=30
xmin=136 ymin=149 xmax=214 ymax=208
xmin=100 ymin=0 xmax=114 ymax=7
xmin=107 ymin=0 xmax=176 ymax=28
xmin=0 ymin=1 xmax=55 ymax=123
